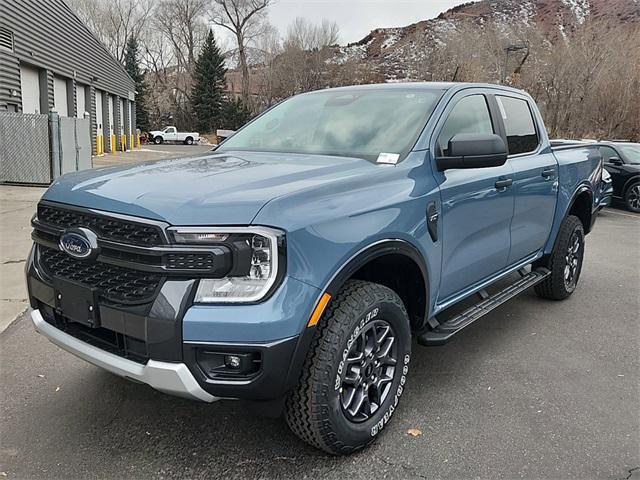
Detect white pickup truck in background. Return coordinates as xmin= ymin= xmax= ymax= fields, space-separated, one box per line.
xmin=149 ymin=126 xmax=200 ymax=145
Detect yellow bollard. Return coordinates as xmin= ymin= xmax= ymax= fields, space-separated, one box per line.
xmin=96 ymin=135 xmax=103 ymax=155
xmin=111 ymin=135 xmax=116 ymax=153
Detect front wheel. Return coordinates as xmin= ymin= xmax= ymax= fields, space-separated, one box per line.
xmin=624 ymin=183 xmax=640 ymax=213
xmin=534 ymin=215 xmax=585 ymax=300
xmin=285 ymin=280 xmax=411 ymax=455
xmin=153 ymin=136 xmax=163 ymax=145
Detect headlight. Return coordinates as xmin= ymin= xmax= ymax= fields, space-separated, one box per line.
xmin=167 ymin=227 xmax=284 ymax=303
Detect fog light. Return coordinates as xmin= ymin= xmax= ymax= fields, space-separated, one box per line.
xmin=225 ymin=355 xmax=242 ymax=369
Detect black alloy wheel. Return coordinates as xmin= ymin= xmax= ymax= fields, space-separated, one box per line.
xmin=625 ymin=184 xmax=640 ymax=213
xmin=339 ymin=319 xmax=398 ymax=423
xmin=563 ymin=229 xmax=582 ymax=292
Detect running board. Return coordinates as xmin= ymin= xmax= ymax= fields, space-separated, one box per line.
xmin=418 ymin=267 xmax=551 ymax=346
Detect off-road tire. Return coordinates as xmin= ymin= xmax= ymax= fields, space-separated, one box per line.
xmin=624 ymin=182 xmax=640 ymax=213
xmin=534 ymin=215 xmax=584 ymax=300
xmin=285 ymin=280 xmax=411 ymax=455
xmin=153 ymin=136 xmax=163 ymax=145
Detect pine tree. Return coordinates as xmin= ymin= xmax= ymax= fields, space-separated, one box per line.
xmin=124 ymin=36 xmax=150 ymax=132
xmin=223 ymin=97 xmax=252 ymax=130
xmin=191 ymin=30 xmax=227 ymax=133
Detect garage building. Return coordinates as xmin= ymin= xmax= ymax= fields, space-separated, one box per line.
xmin=0 ymin=0 xmax=137 ymax=155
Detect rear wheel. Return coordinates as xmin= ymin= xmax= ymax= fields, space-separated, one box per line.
xmin=534 ymin=215 xmax=584 ymax=300
xmin=624 ymin=183 xmax=640 ymax=213
xmin=184 ymin=136 xmax=194 ymax=145
xmin=285 ymin=280 xmax=411 ymax=455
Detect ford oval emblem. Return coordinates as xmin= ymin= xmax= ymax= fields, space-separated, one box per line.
xmin=59 ymin=229 xmax=98 ymax=259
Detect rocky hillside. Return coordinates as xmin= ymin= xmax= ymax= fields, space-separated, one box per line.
xmin=330 ymin=0 xmax=640 ymax=80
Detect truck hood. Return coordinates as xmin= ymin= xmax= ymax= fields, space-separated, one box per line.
xmin=43 ymin=151 xmax=379 ymax=225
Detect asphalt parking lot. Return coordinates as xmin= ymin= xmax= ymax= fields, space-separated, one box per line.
xmin=92 ymin=144 xmax=213 ymax=167
xmin=1 ymin=208 xmax=638 ymax=480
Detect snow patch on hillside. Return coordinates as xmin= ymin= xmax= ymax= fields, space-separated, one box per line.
xmin=562 ymin=0 xmax=591 ymax=24
xmin=381 ymin=29 xmax=402 ymax=49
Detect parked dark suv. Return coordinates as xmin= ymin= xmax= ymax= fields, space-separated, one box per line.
xmin=600 ymin=143 xmax=640 ymax=212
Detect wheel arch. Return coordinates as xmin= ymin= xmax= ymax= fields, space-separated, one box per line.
xmin=323 ymin=239 xmax=430 ymax=332
xmin=567 ymin=185 xmax=594 ymax=234
xmin=622 ymin=175 xmax=640 ymax=195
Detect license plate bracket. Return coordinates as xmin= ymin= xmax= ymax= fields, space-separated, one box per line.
xmin=53 ymin=277 xmax=101 ymax=328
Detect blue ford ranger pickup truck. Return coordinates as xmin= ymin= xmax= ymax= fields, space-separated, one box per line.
xmin=26 ymin=83 xmax=605 ymax=454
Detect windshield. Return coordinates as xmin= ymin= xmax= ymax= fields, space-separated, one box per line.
xmin=617 ymin=144 xmax=640 ymax=164
xmin=217 ymin=88 xmax=444 ymax=162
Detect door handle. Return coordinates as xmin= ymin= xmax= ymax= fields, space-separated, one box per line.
xmin=495 ymin=178 xmax=513 ymax=189
xmin=541 ymin=168 xmax=556 ymax=179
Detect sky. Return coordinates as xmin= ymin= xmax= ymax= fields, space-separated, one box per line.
xmin=266 ymin=0 xmax=464 ymax=44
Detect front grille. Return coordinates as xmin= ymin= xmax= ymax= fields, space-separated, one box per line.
xmin=39 ymin=246 xmax=162 ymax=304
xmin=38 ymin=204 xmax=163 ymax=246
xmin=165 ymin=252 xmax=215 ymax=270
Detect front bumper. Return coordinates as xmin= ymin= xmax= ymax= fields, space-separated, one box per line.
xmin=31 ymin=309 xmax=218 ymax=402
xmin=26 ymin=245 xmax=316 ymax=402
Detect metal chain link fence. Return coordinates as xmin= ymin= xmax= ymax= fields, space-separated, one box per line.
xmin=0 ymin=112 xmax=51 ymax=184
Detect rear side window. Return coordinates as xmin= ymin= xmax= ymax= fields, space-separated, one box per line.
xmin=599 ymin=146 xmax=619 ymax=163
xmin=437 ymin=95 xmax=494 ymax=156
xmin=496 ymin=96 xmax=539 ymax=155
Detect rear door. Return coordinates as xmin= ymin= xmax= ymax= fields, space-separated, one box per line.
xmin=433 ymin=92 xmax=515 ymax=301
xmin=495 ymin=94 xmax=558 ymax=265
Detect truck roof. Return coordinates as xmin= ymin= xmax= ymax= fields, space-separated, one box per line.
xmin=313 ymin=81 xmax=527 ymax=96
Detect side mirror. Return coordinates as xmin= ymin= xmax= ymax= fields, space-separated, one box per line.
xmin=437 ymin=133 xmax=508 ymax=170
xmin=608 ymin=156 xmax=623 ymax=165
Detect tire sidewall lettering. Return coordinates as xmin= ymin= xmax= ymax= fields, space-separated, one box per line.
xmin=370 ymin=352 xmax=410 ymax=437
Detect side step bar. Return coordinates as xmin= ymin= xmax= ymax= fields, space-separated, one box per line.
xmin=418 ymin=267 xmax=551 ymax=346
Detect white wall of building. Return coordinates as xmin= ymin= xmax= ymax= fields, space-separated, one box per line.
xmin=119 ymin=98 xmax=125 ymax=134
xmin=53 ymin=76 xmax=68 ymax=116
xmin=129 ymin=101 xmax=133 ymax=133
xmin=95 ymin=90 xmax=103 ymax=134
xmin=76 ymin=84 xmax=86 ymax=118
xmin=108 ymin=95 xmax=114 ymax=133
xmin=19 ymin=64 xmax=40 ymax=114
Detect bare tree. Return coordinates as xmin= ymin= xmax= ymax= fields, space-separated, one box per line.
xmin=67 ymin=0 xmax=155 ymax=62
xmin=285 ymin=17 xmax=339 ymax=50
xmin=145 ymin=0 xmax=208 ymax=128
xmin=209 ymin=0 xmax=272 ymax=106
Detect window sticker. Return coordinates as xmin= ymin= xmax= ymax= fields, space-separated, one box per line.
xmin=496 ymin=97 xmax=508 ymax=120
xmin=377 ymin=153 xmax=400 ymax=164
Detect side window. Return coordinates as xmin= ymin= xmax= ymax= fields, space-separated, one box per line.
xmin=496 ymin=96 xmax=539 ymax=155
xmin=437 ymin=95 xmax=494 ymax=156
xmin=600 ymin=146 xmax=619 ymax=163
xmin=167 ymin=127 xmax=176 ymax=133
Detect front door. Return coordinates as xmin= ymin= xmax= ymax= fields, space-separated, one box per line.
xmin=433 ymin=93 xmax=515 ymax=301
xmin=164 ymin=127 xmax=177 ymax=141
xmin=495 ymin=94 xmax=558 ymax=265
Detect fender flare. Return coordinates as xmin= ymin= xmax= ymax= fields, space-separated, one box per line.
xmin=545 ymin=183 xmax=594 ymax=255
xmin=566 ymin=184 xmax=595 ymax=232
xmin=322 ymin=239 xmax=430 ymax=304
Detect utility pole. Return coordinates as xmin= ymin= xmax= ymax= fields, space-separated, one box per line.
xmin=502 ymin=43 xmax=529 ymax=84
